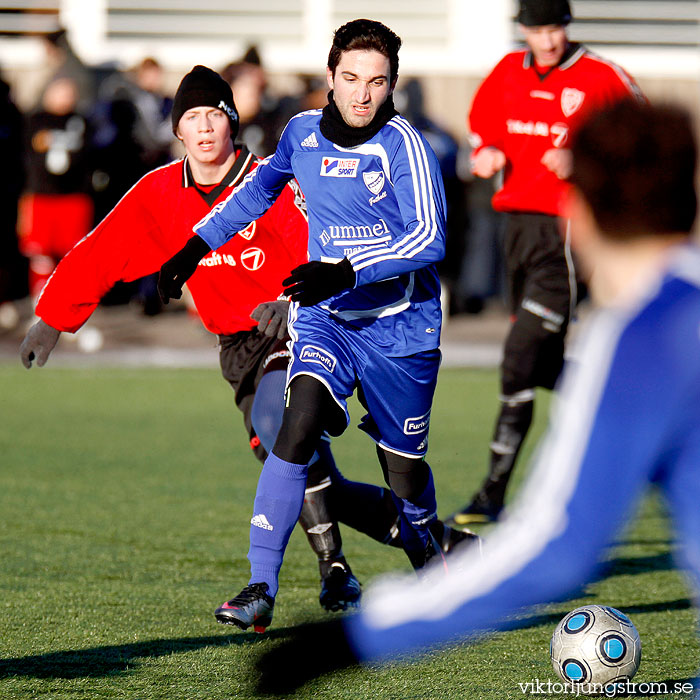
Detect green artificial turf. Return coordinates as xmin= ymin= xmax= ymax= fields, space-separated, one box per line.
xmin=0 ymin=365 xmax=696 ymax=699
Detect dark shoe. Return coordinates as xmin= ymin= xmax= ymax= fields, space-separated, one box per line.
xmin=444 ymin=496 xmax=502 ymax=528
xmin=214 ymin=582 xmax=275 ymax=632
xmin=319 ymin=562 xmax=362 ymax=612
xmin=411 ymin=522 xmax=482 ymax=573
xmin=441 ymin=523 xmax=481 ymax=554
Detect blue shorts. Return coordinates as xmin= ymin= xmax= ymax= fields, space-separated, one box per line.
xmin=287 ymin=305 xmax=441 ymax=458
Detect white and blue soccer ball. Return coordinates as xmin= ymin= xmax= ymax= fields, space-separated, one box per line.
xmin=550 ymin=605 xmax=641 ymax=694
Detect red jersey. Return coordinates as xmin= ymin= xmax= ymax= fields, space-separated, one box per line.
xmin=469 ymin=44 xmax=644 ymax=216
xmin=36 ymin=147 xmax=308 ymax=335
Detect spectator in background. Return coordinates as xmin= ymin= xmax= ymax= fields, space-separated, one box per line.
xmin=38 ymin=28 xmax=97 ymax=114
xmin=91 ymin=57 xmax=175 ymax=314
xmin=19 ymin=76 xmax=94 ymax=300
xmin=393 ymin=77 xmax=467 ymax=314
xmin=96 ymin=57 xmax=174 ymax=173
xmin=0 ymin=72 xmax=26 ymax=329
xmin=220 ymin=46 xmax=300 ymax=157
xmin=453 ymin=150 xmax=505 ymax=315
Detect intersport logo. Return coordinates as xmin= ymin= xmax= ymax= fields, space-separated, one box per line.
xmin=320 ymin=157 xmax=360 ymax=177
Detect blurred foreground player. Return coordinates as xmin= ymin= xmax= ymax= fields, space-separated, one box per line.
xmin=253 ymin=100 xmax=700 ymax=693
xmin=19 ymin=65 xmax=414 ymax=614
xmin=158 ymin=19 xmax=463 ymax=632
xmin=448 ymin=0 xmax=644 ymax=526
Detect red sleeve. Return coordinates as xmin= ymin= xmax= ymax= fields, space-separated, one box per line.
xmin=603 ymin=62 xmax=646 ymax=104
xmin=269 ymin=179 xmax=309 ymax=275
xmin=468 ymin=56 xmax=509 ymax=155
xmin=36 ymin=171 xmax=176 ymax=332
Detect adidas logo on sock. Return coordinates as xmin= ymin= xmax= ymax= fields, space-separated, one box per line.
xmin=301 ymin=132 xmax=319 ymax=148
xmin=251 ymin=513 xmax=274 ymax=531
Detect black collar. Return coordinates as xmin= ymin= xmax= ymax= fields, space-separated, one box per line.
xmin=319 ymin=90 xmax=398 ymax=148
xmin=182 ymin=144 xmax=256 ymax=207
xmin=523 ymin=43 xmax=586 ymax=81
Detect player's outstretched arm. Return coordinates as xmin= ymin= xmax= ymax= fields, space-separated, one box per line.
xmin=250 ymin=299 xmax=290 ymax=339
xmin=157 ymin=235 xmax=211 ymax=304
xmin=20 ymin=320 xmax=61 ymax=369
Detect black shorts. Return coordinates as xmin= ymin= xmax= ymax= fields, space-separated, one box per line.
xmin=501 ymin=213 xmax=578 ymax=393
xmin=218 ymin=329 xmax=290 ymax=461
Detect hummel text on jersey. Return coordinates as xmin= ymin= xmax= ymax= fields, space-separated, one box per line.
xmin=251 ymin=514 xmax=274 ymax=531
xmin=319 ymin=218 xmax=390 ymax=246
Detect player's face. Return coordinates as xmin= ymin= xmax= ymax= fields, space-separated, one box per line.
xmin=176 ymin=107 xmax=233 ymax=164
xmin=327 ymin=49 xmax=394 ymax=128
xmin=520 ymin=24 xmax=569 ymax=67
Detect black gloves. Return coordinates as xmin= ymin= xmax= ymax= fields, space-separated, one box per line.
xmin=254 ymin=618 xmax=359 ymax=695
xmin=19 ymin=319 xmax=61 ymax=369
xmin=283 ymin=257 xmax=355 ymax=307
xmin=157 ymin=235 xmax=211 ymax=303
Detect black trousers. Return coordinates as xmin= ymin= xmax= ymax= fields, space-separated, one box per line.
xmin=501 ymin=212 xmax=578 ymax=394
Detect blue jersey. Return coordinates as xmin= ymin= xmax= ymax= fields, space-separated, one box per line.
xmin=345 ymin=243 xmax=700 ymax=667
xmin=194 ymin=109 xmax=447 ymax=356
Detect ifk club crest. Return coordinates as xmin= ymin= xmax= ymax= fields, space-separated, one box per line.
xmin=363 ymin=170 xmax=385 ymax=195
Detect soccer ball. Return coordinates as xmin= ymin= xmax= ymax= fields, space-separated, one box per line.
xmin=550 ymin=605 xmax=641 ymax=694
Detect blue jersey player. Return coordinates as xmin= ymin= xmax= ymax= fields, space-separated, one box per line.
xmin=251 ymin=100 xmax=700 ymax=694
xmin=158 ymin=19 xmax=460 ymax=631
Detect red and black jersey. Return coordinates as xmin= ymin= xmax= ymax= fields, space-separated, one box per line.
xmin=469 ymin=44 xmax=644 ymax=216
xmin=36 ymin=146 xmax=308 ymax=335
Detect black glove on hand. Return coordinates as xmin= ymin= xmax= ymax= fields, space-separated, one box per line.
xmin=283 ymin=257 xmax=355 ymax=307
xmin=254 ymin=618 xmax=359 ymax=695
xmin=157 ymin=235 xmax=211 ymax=304
xmin=250 ymin=300 xmax=290 ymax=339
xmin=20 ymin=319 xmax=60 ymax=369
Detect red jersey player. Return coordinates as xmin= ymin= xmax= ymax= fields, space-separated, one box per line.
xmin=447 ymin=0 xmax=645 ymax=528
xmin=19 ymin=65 xmax=409 ymax=615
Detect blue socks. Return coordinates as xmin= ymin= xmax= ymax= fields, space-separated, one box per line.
xmin=395 ymin=467 xmax=438 ymax=561
xmin=248 ymin=452 xmax=308 ymax=597
xmin=250 ymin=370 xmax=287 ymax=454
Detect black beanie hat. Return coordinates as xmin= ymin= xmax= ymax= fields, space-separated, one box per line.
xmin=171 ymin=65 xmax=239 ymax=139
xmin=518 ymin=0 xmax=572 ymax=26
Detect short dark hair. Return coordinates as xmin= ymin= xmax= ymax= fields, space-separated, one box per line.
xmin=571 ymin=100 xmax=697 ymax=238
xmin=327 ymin=19 xmax=401 ymax=84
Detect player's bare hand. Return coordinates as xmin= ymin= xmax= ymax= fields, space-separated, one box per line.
xmin=471 ymin=147 xmax=506 ymax=179
xmin=541 ymin=148 xmax=573 ymax=180
xmin=251 ymin=300 xmax=290 ymax=339
xmin=20 ymin=319 xmax=60 ymax=369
